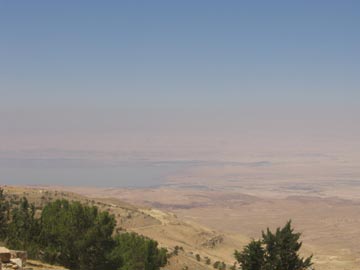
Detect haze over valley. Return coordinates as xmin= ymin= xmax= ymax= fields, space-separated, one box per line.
xmin=1 ymin=1 xmax=360 ymax=270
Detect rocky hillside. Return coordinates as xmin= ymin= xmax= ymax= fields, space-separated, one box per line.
xmin=2 ymin=186 xmax=248 ymax=270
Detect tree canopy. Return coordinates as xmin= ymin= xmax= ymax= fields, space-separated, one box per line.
xmin=235 ymin=221 xmax=313 ymax=270
xmin=39 ymin=199 xmax=116 ymax=270
xmin=0 ymin=188 xmax=167 ymax=270
xmin=109 ymin=232 xmax=168 ymax=270
xmin=0 ymin=188 xmax=10 ymax=239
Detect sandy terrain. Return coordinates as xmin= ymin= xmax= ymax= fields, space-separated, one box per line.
xmin=58 ymin=179 xmax=360 ymax=270
xmin=4 ymin=173 xmax=360 ymax=270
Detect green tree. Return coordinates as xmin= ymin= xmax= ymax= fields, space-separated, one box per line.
xmin=109 ymin=232 xmax=167 ymax=270
xmin=39 ymin=199 xmax=116 ymax=270
xmin=6 ymin=197 xmax=40 ymax=256
xmin=262 ymin=221 xmax=312 ymax=270
xmin=0 ymin=188 xmax=10 ymax=239
xmin=235 ymin=240 xmax=264 ymax=270
xmin=2 ymin=196 xmax=168 ymax=270
xmin=235 ymin=221 xmax=313 ymax=270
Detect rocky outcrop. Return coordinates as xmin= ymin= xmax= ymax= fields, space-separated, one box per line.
xmin=0 ymin=247 xmax=11 ymax=264
xmin=0 ymin=247 xmax=27 ymax=270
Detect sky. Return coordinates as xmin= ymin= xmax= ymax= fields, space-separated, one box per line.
xmin=0 ymin=1 xmax=359 ymax=185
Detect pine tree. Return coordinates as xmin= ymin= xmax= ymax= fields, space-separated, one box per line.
xmin=235 ymin=221 xmax=313 ymax=270
xmin=6 ymin=197 xmax=40 ymax=256
xmin=0 ymin=188 xmax=10 ymax=239
xmin=235 ymin=240 xmax=264 ymax=270
xmin=262 ymin=221 xmax=312 ymax=270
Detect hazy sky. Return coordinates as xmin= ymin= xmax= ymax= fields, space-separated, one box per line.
xmin=0 ymin=1 xmax=359 ymax=185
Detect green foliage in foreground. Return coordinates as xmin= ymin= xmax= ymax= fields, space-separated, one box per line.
xmin=235 ymin=221 xmax=313 ymax=270
xmin=109 ymin=233 xmax=167 ymax=270
xmin=6 ymin=197 xmax=40 ymax=257
xmin=0 ymin=189 xmax=10 ymax=239
xmin=0 ymin=188 xmax=167 ymax=270
xmin=39 ymin=199 xmax=116 ymax=270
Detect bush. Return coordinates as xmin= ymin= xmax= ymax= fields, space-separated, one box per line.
xmin=214 ymin=261 xmax=221 ymax=268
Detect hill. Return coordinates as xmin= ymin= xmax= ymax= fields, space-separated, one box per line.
xmin=2 ymin=186 xmax=248 ymax=270
xmin=46 ymin=185 xmax=360 ymax=270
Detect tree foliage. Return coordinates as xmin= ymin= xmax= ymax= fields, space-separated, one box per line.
xmin=235 ymin=221 xmax=313 ymax=270
xmin=235 ymin=240 xmax=264 ymax=270
xmin=6 ymin=197 xmax=40 ymax=256
xmin=0 ymin=190 xmax=168 ymax=270
xmin=0 ymin=188 xmax=10 ymax=238
xmin=39 ymin=199 xmax=116 ymax=270
xmin=108 ymin=233 xmax=167 ymax=270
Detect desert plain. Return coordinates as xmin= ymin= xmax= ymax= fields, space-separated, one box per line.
xmin=38 ymin=150 xmax=360 ymax=270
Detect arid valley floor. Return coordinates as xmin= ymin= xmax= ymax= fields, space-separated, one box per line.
xmin=3 ymin=149 xmax=360 ymax=270
xmin=43 ymin=171 xmax=360 ymax=270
